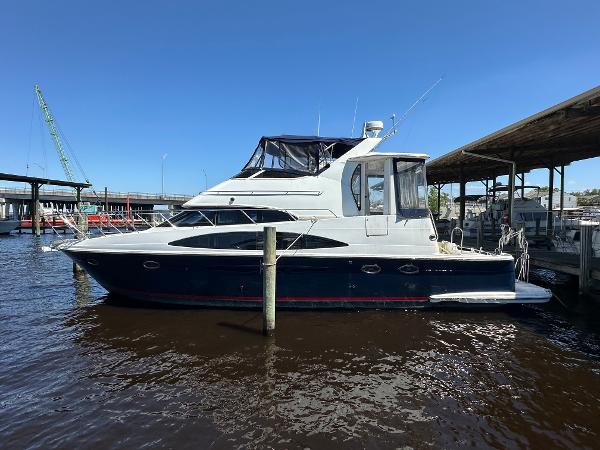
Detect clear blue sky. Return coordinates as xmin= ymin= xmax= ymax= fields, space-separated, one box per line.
xmin=1 ymin=0 xmax=599 ymax=196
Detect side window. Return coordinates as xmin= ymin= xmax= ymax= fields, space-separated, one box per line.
xmin=394 ymin=159 xmax=428 ymax=218
xmin=159 ymin=209 xmax=295 ymax=227
xmin=169 ymin=232 xmax=348 ymax=250
xmin=216 ymin=210 xmax=252 ymax=225
xmin=158 ymin=210 xmax=216 ymax=227
xmin=242 ymin=209 xmax=295 ymax=223
xmin=258 ymin=210 xmax=295 ymax=223
xmin=351 ymin=165 xmax=361 ymax=210
xmin=303 ymin=235 xmax=348 ymax=249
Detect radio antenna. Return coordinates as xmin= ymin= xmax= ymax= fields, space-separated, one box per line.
xmin=351 ymin=97 xmax=359 ymax=137
xmin=381 ymin=76 xmax=444 ymax=141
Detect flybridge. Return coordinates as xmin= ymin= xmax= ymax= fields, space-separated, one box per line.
xmin=236 ymin=135 xmax=365 ymax=178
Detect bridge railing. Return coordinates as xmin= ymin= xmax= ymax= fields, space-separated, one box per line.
xmin=0 ymin=187 xmax=193 ymax=202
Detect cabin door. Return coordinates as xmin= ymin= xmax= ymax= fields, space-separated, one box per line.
xmin=364 ymin=162 xmax=389 ymax=236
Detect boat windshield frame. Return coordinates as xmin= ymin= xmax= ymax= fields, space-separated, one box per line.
xmin=393 ymin=157 xmax=429 ymax=219
xmin=236 ymin=136 xmax=363 ymax=178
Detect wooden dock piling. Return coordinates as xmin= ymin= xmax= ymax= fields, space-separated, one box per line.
xmin=579 ymin=222 xmax=593 ymax=294
xmin=32 ymin=183 xmax=40 ymax=237
xmin=262 ymin=226 xmax=276 ymax=336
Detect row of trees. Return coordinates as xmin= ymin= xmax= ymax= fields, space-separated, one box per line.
xmin=535 ymin=187 xmax=600 ymax=197
xmin=570 ymin=188 xmax=600 ymax=197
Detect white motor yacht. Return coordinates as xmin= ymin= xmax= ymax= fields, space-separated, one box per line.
xmin=58 ymin=125 xmax=551 ymax=308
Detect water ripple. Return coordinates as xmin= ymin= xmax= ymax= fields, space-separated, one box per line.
xmin=1 ymin=235 xmax=600 ymax=449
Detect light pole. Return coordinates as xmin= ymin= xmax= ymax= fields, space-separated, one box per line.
xmin=161 ymin=153 xmax=168 ymax=197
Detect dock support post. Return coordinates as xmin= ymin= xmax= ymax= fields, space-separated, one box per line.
xmin=521 ymin=172 xmax=525 ymax=199
xmin=547 ymin=166 xmax=554 ymax=238
xmin=459 ymin=169 xmax=465 ymax=229
xmin=73 ymin=187 xmax=86 ymax=273
xmin=75 ymin=187 xmax=88 ymax=237
xmin=32 ymin=183 xmax=40 ymax=237
xmin=507 ymin=165 xmax=516 ymax=228
xmin=559 ymin=165 xmax=565 ymax=219
xmin=477 ymin=214 xmax=484 ymax=248
xmin=76 ymin=187 xmax=82 ymax=215
xmin=437 ymin=184 xmax=441 ymax=217
xmin=485 ymin=179 xmax=489 ymax=209
xmin=579 ymin=222 xmax=593 ymax=295
xmin=104 ymin=187 xmax=108 ymax=212
xmin=262 ymin=226 xmax=276 ymax=336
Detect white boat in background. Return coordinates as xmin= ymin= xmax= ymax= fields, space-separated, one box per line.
xmin=553 ymin=223 xmax=600 ymax=256
xmin=462 ymin=198 xmax=550 ymax=239
xmin=0 ymin=219 xmax=19 ymax=235
xmin=56 ymin=121 xmax=551 ymax=308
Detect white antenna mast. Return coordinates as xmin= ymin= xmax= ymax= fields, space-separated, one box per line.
xmin=351 ymin=97 xmax=359 ymax=137
xmin=381 ymin=76 xmax=444 ymax=141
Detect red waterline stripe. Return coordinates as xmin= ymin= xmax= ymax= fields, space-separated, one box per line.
xmin=119 ymin=288 xmax=428 ymax=302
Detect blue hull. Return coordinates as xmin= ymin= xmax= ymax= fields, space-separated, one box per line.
xmin=64 ymin=250 xmax=516 ymax=309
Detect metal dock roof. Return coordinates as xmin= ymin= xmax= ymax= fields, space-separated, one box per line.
xmin=427 ymin=84 xmax=600 ymax=185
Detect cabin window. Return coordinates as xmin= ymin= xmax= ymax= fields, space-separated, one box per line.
xmin=351 ymin=164 xmax=361 ymax=210
xmin=216 ymin=210 xmax=253 ymax=226
xmin=394 ymin=159 xmax=428 ymax=218
xmin=244 ymin=209 xmax=296 ymax=223
xmin=158 ymin=209 xmax=295 ymax=227
xmin=158 ymin=210 xmax=217 ymax=227
xmin=169 ymin=232 xmax=348 ymax=250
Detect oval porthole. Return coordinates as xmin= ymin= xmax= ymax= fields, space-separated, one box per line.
xmin=398 ymin=263 xmax=419 ymax=275
xmin=361 ymin=264 xmax=381 ymax=275
xmin=143 ymin=260 xmax=160 ymax=270
xmin=87 ymin=259 xmax=99 ymax=266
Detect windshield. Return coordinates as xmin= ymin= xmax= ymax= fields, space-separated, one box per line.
xmin=157 ymin=208 xmax=295 ymax=227
xmin=394 ymin=159 xmax=428 ymax=218
xmin=238 ymin=136 xmax=363 ymax=177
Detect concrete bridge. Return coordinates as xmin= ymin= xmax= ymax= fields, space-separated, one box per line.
xmin=0 ymin=187 xmax=193 ymax=218
xmin=0 ymin=173 xmax=194 ymax=226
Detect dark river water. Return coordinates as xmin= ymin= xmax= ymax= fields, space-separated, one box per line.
xmin=1 ymin=234 xmax=600 ymax=449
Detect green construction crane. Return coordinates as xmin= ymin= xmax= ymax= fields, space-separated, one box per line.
xmin=34 ymin=84 xmax=75 ymax=182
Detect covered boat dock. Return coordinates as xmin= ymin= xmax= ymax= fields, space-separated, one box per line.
xmin=426 ymin=85 xmax=600 ymax=293
xmin=426 ymin=84 xmax=600 ymax=232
